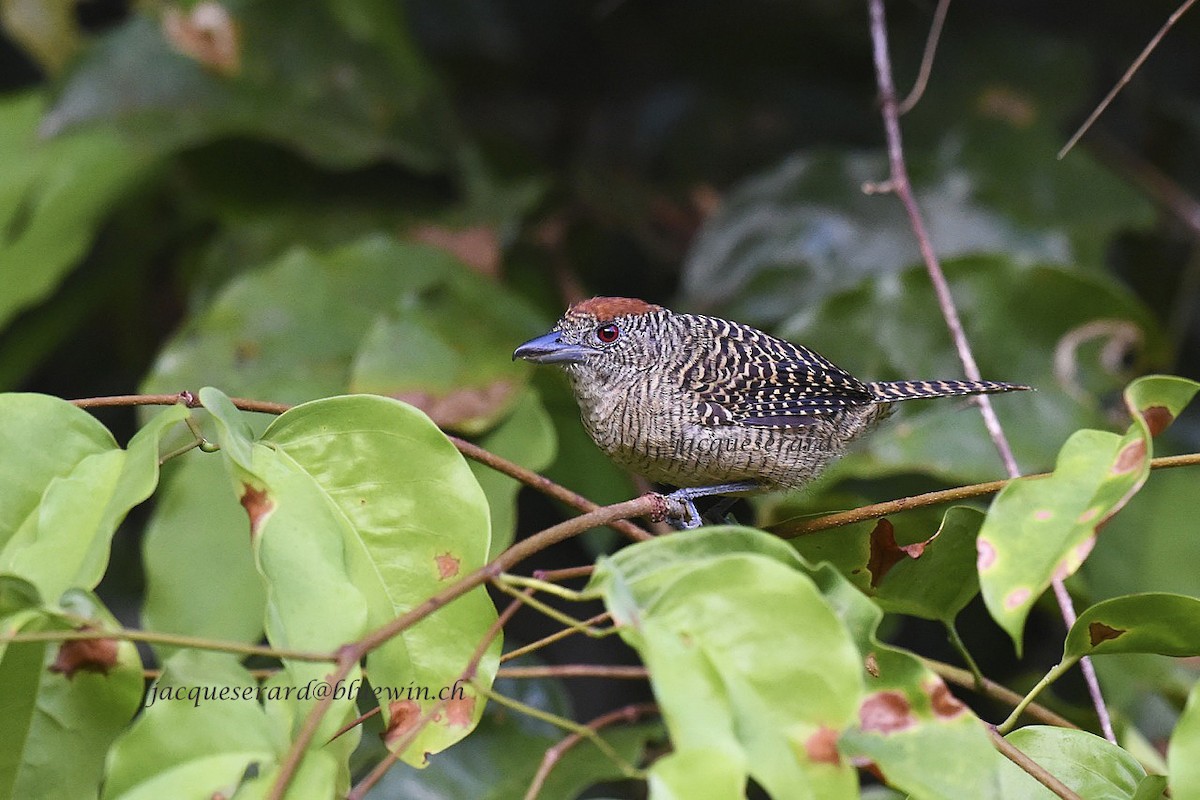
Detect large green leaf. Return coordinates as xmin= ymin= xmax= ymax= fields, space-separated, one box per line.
xmin=43 ymin=1 xmax=455 ymax=171
xmin=586 ymin=527 xmax=1010 ymax=799
xmin=0 ymin=590 xmax=143 ymax=800
xmin=587 ymin=530 xmax=863 ymax=799
xmin=998 ymin=727 xmax=1151 ymax=799
xmin=0 ymin=91 xmax=158 ymax=331
xmin=143 ymin=235 xmax=544 ymax=434
xmin=0 ymin=394 xmax=188 ymax=599
xmin=203 ymin=389 xmax=499 ymax=766
xmin=979 ymin=376 xmax=1200 ymax=652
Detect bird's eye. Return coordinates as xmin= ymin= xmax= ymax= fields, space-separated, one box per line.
xmin=596 ymin=324 xmax=620 ymax=344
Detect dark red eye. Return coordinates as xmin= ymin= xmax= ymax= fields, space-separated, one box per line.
xmin=596 ymin=324 xmax=620 ymax=343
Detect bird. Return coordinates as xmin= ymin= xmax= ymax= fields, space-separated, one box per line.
xmin=513 ymin=296 xmax=1030 ymax=527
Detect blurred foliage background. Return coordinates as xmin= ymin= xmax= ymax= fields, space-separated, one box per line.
xmin=3 ymin=0 xmax=1200 ymax=790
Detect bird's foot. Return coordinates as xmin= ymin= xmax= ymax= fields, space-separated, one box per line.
xmin=662 ymin=482 xmax=762 ymax=530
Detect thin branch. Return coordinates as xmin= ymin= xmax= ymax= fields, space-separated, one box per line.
xmin=1058 ymin=0 xmax=1200 ymax=159
xmin=70 ymin=392 xmax=655 ymax=543
xmin=986 ymin=725 xmax=1084 ymax=800
xmin=532 ymin=565 xmax=595 ymax=582
xmin=867 ymin=0 xmax=1115 ymax=740
xmin=769 ymin=451 xmax=1200 ymax=537
xmin=897 ymin=0 xmax=952 ymax=114
xmin=268 ymin=494 xmax=664 ymax=800
xmin=498 ymin=664 xmax=648 ymax=680
xmin=500 ymin=611 xmax=614 ymax=663
xmin=868 ymin=0 xmax=1020 ymax=479
xmin=0 ymin=626 xmax=333 ymax=664
xmin=525 ymin=702 xmax=659 ymax=800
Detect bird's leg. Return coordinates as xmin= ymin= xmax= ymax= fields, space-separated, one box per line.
xmin=664 ymin=482 xmax=762 ymax=530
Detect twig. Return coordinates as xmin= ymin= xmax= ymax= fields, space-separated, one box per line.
xmin=897 ymin=0 xmax=952 ymax=114
xmin=69 ymin=392 xmax=655 ymax=542
xmin=532 ymin=565 xmax=595 ymax=582
xmin=1058 ymin=0 xmax=1200 ymax=159
xmin=867 ymin=0 xmax=1114 ymax=740
xmin=498 ymin=664 xmax=648 ymax=680
xmin=868 ymin=0 xmax=1020 ymax=480
xmin=450 ymin=436 xmax=654 ymax=542
xmin=500 ymin=611 xmax=614 ymax=663
xmin=524 ymin=703 xmax=659 ymax=800
xmin=986 ymin=726 xmax=1084 ymax=800
xmin=268 ymin=494 xmax=664 ymax=800
xmin=0 ymin=626 xmax=332 ymax=664
xmin=769 ymin=452 xmax=1200 ymax=537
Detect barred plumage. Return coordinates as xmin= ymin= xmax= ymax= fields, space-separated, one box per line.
xmin=514 ymin=297 xmax=1030 ymax=508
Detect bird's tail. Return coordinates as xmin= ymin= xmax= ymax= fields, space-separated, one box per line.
xmin=868 ymin=379 xmax=1031 ymax=402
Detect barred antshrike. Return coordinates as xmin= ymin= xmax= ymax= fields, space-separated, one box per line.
xmin=514 ymin=297 xmax=1029 ymax=527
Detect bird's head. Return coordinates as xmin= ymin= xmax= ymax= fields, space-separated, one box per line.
xmin=513 ymin=297 xmax=667 ymax=377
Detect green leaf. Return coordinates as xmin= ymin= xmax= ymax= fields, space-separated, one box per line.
xmin=979 ymin=375 xmax=1200 ymax=653
xmin=1065 ymin=594 xmax=1200 ymax=661
xmin=998 ymin=727 xmax=1149 ymax=799
xmin=141 ymin=450 xmax=267 ymax=650
xmin=1169 ymin=680 xmax=1200 ymax=800
xmin=0 ymin=91 xmax=158 ymax=331
xmin=43 ymin=3 xmax=455 ymax=171
xmin=588 ymin=528 xmax=863 ymax=798
xmin=0 ymin=394 xmax=188 ymax=599
xmin=144 ymin=236 xmax=544 ymax=433
xmin=209 ymin=393 xmax=499 ymax=765
xmin=101 ymin=650 xmax=289 ymax=800
xmin=467 ymin=390 xmax=557 ymax=558
xmin=872 ymin=507 xmax=984 ymax=624
xmin=1 ymin=590 xmax=143 ymax=800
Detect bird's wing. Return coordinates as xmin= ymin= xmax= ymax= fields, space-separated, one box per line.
xmin=690 ymin=348 xmax=876 ymax=429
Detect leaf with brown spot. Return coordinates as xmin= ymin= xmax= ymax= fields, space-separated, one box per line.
xmin=923 ymin=679 xmax=967 ymax=719
xmin=1110 ymin=439 xmax=1146 ymax=474
xmin=1140 ymin=405 xmax=1173 ymax=437
xmin=434 ymin=552 xmax=460 ymax=580
xmin=866 ymin=520 xmax=907 ymax=588
xmin=1066 ymin=594 xmax=1200 ymax=661
xmin=383 ymin=700 xmax=423 ymax=748
xmin=858 ymin=691 xmax=914 ymax=735
xmin=238 ymin=484 xmax=273 ymax=538
xmin=444 ymin=695 xmax=476 ymax=727
xmin=50 ymin=634 xmax=119 ymax=678
xmin=1087 ymin=622 xmax=1125 ymax=647
xmin=804 ymin=727 xmax=842 ymax=765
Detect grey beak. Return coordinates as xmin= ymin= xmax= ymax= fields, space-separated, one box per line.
xmin=513 ymin=331 xmax=591 ymax=364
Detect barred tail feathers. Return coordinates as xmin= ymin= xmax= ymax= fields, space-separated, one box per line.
xmin=868 ymin=379 xmax=1031 ymax=402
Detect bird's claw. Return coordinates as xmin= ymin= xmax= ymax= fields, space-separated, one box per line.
xmin=662 ymin=490 xmax=703 ymax=530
